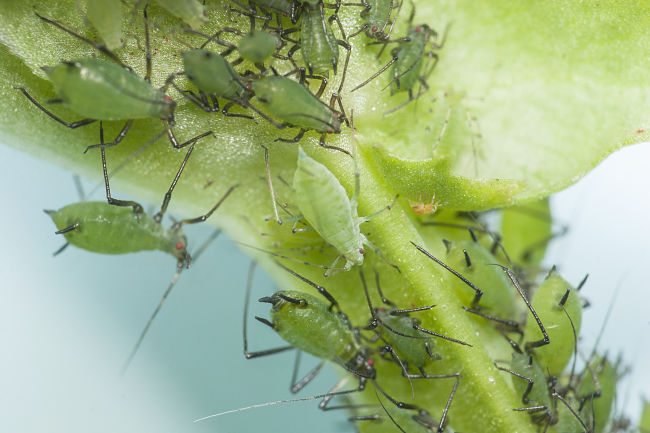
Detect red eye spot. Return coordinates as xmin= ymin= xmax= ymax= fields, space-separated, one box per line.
xmin=359 ymin=248 xmax=365 ymax=254
xmin=175 ymin=242 xmax=184 ymax=250
xmin=379 ymin=307 xmax=386 ymax=312
xmin=327 ymin=129 xmax=333 ymax=134
xmin=368 ymin=359 xmax=375 ymax=366
xmin=371 ymin=26 xmax=378 ymax=32
xmin=165 ymin=95 xmax=172 ymax=101
xmin=415 ymin=26 xmax=422 ymax=32
xmin=246 ymin=83 xmax=252 ymax=89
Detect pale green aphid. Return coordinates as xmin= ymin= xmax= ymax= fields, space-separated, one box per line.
xmin=45 ymin=128 xmax=237 ymax=372
xmin=576 ymin=357 xmax=617 ymax=432
xmin=346 ymin=0 xmax=403 ymax=41
xmin=153 ymin=0 xmax=206 ymax=29
xmin=239 ymin=30 xmax=281 ymax=64
xmin=85 ymin=0 xmax=122 ymax=50
xmin=288 ymin=147 xmax=394 ymax=275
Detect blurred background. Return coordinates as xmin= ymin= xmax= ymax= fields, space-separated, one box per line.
xmin=0 ymin=142 xmax=648 ymax=432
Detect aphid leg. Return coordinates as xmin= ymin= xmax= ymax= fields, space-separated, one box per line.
xmin=358 ymin=195 xmax=398 ymax=225
xmin=243 ymin=262 xmax=295 ymax=359
xmin=34 ymin=12 xmax=129 ymax=70
xmin=142 ymin=6 xmax=152 ymax=82
xmin=432 ymin=105 xmax=452 ymax=151
xmin=84 ymin=120 xmax=134 ymax=152
xmin=171 ymin=184 xmax=239 ymax=228
xmin=275 ymin=127 xmax=306 ymax=143
xmin=289 ymin=351 xmax=327 ymax=393
xmin=319 ymin=378 xmax=373 ymax=411
xmin=52 ymin=241 xmax=70 ymax=256
xmin=360 ymin=234 xmax=400 ymax=273
xmin=372 ymin=268 xmax=396 ymax=307
xmin=14 ymin=87 xmax=97 ymax=128
xmin=494 ymin=360 xmax=536 ymax=404
xmin=412 ymin=241 xmax=484 ymax=307
xmin=552 ymin=391 xmax=590 ymax=432
xmin=162 ymin=119 xmax=215 ymax=149
xmin=378 ymin=344 xmax=414 ymax=397
xmin=222 ymin=100 xmax=255 ymax=119
xmin=336 ymin=40 xmax=352 ymax=96
xmin=153 ymin=144 xmax=196 ymax=222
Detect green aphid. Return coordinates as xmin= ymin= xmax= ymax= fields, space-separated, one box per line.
xmin=576 ymin=357 xmax=617 ymax=432
xmin=289 ymin=3 xmax=350 ymax=77
xmin=153 ymin=0 xmax=206 ymax=29
xmin=236 ymin=0 xmax=299 ymax=23
xmin=45 ymin=128 xmax=237 ymax=371
xmin=347 ymin=0 xmax=403 ymax=41
xmin=361 ymin=269 xmax=468 ymax=382
xmin=289 ymin=148 xmax=395 ymax=275
xmin=352 ymin=14 xmax=444 ymax=114
xmin=251 ymin=75 xmax=345 ymax=147
xmin=500 ymin=198 xmax=554 ymax=268
xmin=16 ymin=12 xmax=213 ymax=151
xmin=640 ymin=398 xmax=650 ymax=433
xmin=85 ymin=0 xmax=122 ymax=50
xmin=415 ymin=239 xmax=519 ymax=326
xmin=239 ymin=30 xmax=282 ymax=64
xmin=522 ymin=270 xmax=583 ymax=377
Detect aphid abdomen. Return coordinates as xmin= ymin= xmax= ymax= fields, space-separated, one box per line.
xmin=182 ymin=50 xmax=244 ymax=100
xmin=251 ymin=0 xmax=293 ymax=15
xmin=44 ymin=59 xmax=171 ymax=121
xmin=392 ymin=29 xmax=427 ymax=92
xmin=153 ymin=0 xmax=206 ymax=29
xmin=293 ymin=148 xmax=362 ymax=263
xmin=271 ymin=290 xmax=361 ymax=363
xmin=47 ymin=202 xmax=166 ymax=255
xmin=301 ymin=6 xmax=339 ymax=76
xmin=252 ymin=76 xmax=340 ymax=132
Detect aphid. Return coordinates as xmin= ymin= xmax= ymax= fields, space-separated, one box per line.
xmin=45 ymin=123 xmax=238 ymax=371
xmin=410 ymin=193 xmax=442 ymax=215
xmin=152 ymin=0 xmax=207 ymax=29
xmin=170 ymin=49 xmax=255 ymax=119
xmin=85 ymin=0 xmax=122 ymax=50
xmin=241 ymin=261 xmax=420 ymax=415
xmin=346 ymin=0 xmax=404 ymax=41
xmin=361 ymin=269 xmax=468 ymax=383
xmin=276 ymin=147 xmax=396 ymax=275
xmin=282 ymin=1 xmax=351 ymax=77
xmin=15 ymin=10 xmax=212 ymax=152
xmin=195 ymin=26 xmax=287 ymax=72
xmin=251 ymin=72 xmax=347 ymax=151
xmin=412 ymin=240 xmax=521 ymax=332
xmin=352 ymin=9 xmax=445 ymax=115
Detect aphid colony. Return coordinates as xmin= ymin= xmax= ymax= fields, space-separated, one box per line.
xmin=20 ymin=2 xmax=629 ymax=432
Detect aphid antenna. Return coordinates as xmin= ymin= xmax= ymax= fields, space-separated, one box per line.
xmin=274 ymin=260 xmax=341 ymax=311
xmin=374 ymin=389 xmax=407 ymax=433
xmin=193 ymin=386 xmax=364 ymax=422
xmin=120 ymin=226 xmax=224 ymax=376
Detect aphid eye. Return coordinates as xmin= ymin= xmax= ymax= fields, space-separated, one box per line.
xmin=327 ymin=129 xmax=333 ymax=134
xmin=367 ymin=358 xmax=375 ymax=366
xmin=415 ymin=26 xmax=422 ymax=32
xmin=175 ymin=242 xmax=184 ymax=250
xmin=359 ymin=248 xmax=365 ymax=254
xmin=371 ymin=26 xmax=378 ymax=32
xmin=164 ymin=95 xmax=172 ymax=101
xmin=246 ymin=83 xmax=252 ymax=90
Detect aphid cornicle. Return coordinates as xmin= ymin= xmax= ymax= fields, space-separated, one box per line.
xmin=45 ymin=123 xmax=238 ymax=371
xmin=285 ymin=147 xmax=396 ymax=275
xmin=15 ymin=10 xmax=212 ymax=152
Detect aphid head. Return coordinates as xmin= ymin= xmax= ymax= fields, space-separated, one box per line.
xmin=170 ymin=232 xmax=191 ymax=267
xmin=161 ymin=95 xmax=177 ymax=123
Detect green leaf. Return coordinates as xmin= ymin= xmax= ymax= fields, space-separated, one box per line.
xmin=0 ymin=1 xmax=645 ymax=432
